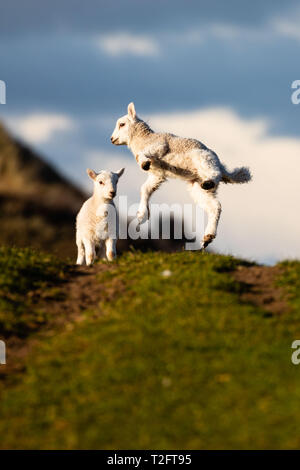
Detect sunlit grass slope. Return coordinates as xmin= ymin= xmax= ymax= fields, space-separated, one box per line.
xmin=0 ymin=249 xmax=299 ymax=449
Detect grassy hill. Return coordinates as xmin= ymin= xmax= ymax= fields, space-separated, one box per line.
xmin=0 ymin=246 xmax=299 ymax=449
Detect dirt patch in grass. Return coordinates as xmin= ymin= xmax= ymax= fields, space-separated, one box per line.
xmin=0 ymin=262 xmax=124 ymax=380
xmin=234 ymin=265 xmax=290 ymax=316
xmin=43 ymin=263 xmax=123 ymax=326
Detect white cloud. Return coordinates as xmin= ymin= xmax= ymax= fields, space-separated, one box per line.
xmin=87 ymin=107 xmax=300 ymax=264
xmin=163 ymin=10 xmax=300 ymax=47
xmin=96 ymin=32 xmax=159 ymax=57
xmin=93 ymin=7 xmax=300 ymax=59
xmin=209 ymin=23 xmax=266 ymax=41
xmin=203 ymin=18 xmax=300 ymax=43
xmin=163 ymin=22 xmax=272 ymax=48
xmin=272 ymin=18 xmax=300 ymax=41
xmin=7 ymin=113 xmax=75 ymax=144
xmin=179 ymin=22 xmax=280 ymax=46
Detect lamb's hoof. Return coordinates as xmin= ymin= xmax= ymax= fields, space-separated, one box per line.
xmin=107 ymin=252 xmax=115 ymax=262
xmin=201 ymin=180 xmax=215 ymax=190
xmin=201 ymin=234 xmax=215 ymax=249
xmin=137 ymin=215 xmax=146 ymax=225
xmin=141 ymin=161 xmax=151 ymax=171
xmin=137 ymin=209 xmax=149 ymax=224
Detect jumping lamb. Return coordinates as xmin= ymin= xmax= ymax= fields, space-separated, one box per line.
xmin=111 ymin=102 xmax=251 ymax=249
xmin=76 ymin=167 xmax=124 ymax=265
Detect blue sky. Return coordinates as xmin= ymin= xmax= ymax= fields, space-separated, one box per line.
xmin=0 ymin=0 xmax=299 ymax=263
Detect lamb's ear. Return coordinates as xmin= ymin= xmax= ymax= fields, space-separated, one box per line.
xmin=87 ymin=168 xmax=97 ymax=181
xmin=116 ymin=167 xmax=125 ymax=179
xmin=127 ymin=102 xmax=136 ymax=121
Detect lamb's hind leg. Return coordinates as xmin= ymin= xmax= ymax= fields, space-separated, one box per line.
xmin=193 ymin=149 xmax=222 ymax=191
xmin=188 ymin=182 xmax=222 ymax=249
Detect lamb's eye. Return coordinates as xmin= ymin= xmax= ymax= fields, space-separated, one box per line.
xmin=119 ymin=122 xmax=125 ymax=128
xmin=99 ymin=181 xmax=104 ymax=185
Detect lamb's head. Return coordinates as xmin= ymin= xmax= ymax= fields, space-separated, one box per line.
xmin=87 ymin=168 xmax=125 ymax=200
xmin=111 ymin=102 xmax=138 ymax=146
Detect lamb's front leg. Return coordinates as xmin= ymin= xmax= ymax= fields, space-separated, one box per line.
xmin=84 ymin=239 xmax=96 ymax=266
xmin=105 ymin=238 xmax=117 ymax=261
xmin=137 ymin=142 xmax=168 ymax=172
xmin=137 ymin=173 xmax=166 ymax=224
xmin=76 ymin=238 xmax=85 ymax=265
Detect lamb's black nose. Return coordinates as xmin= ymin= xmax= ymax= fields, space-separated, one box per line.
xmin=110 ymin=136 xmax=114 ymax=142
xmin=141 ymin=161 xmax=151 ymax=171
xmin=110 ymin=191 xmax=116 ymax=198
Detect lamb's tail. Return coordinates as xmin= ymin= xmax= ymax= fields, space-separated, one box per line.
xmin=221 ymin=164 xmax=252 ymax=184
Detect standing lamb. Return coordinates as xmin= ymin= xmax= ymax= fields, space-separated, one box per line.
xmin=76 ymin=167 xmax=124 ymax=265
xmin=111 ymin=102 xmax=251 ymax=249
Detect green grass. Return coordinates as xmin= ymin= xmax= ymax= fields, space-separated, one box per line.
xmin=278 ymin=260 xmax=300 ymax=313
xmin=0 ymin=247 xmax=66 ymax=337
xmin=0 ymin=250 xmax=300 ymax=449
